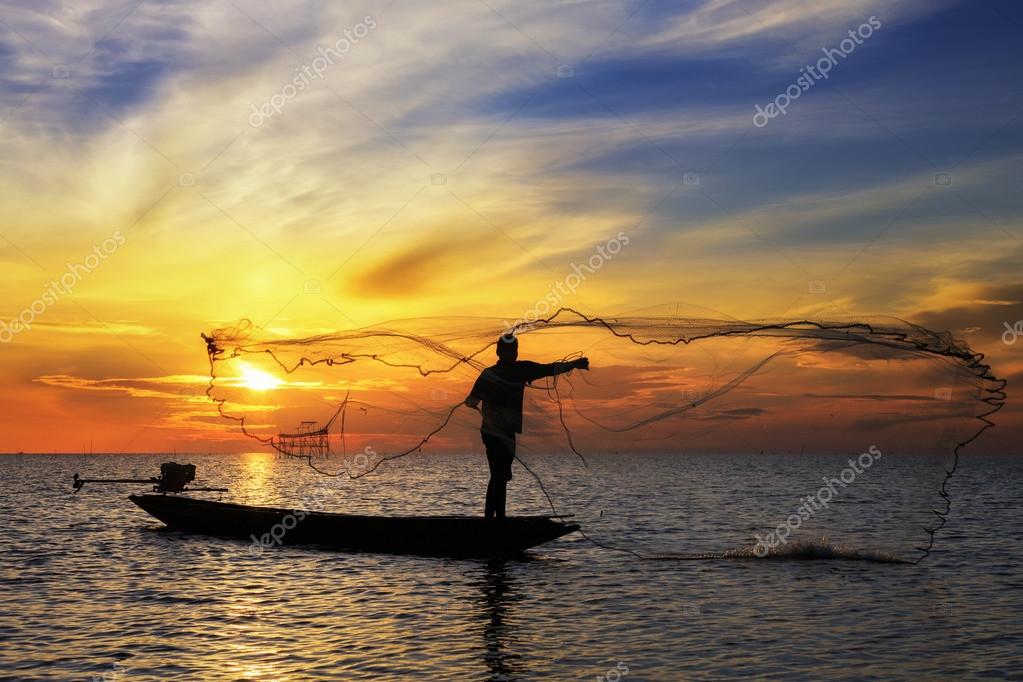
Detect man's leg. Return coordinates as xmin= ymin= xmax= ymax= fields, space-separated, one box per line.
xmin=486 ymin=472 xmax=503 ymax=519
xmin=493 ymin=432 xmax=514 ymax=519
xmin=482 ymin=430 xmax=515 ymax=519
xmin=483 ymin=432 xmax=500 ymax=518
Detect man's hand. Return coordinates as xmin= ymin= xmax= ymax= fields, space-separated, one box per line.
xmin=573 ymin=357 xmax=590 ymax=370
xmin=464 ymin=396 xmax=480 ymax=410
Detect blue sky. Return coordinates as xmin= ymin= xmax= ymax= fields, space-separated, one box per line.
xmin=2 ymin=0 xmax=1021 ymax=292
xmin=473 ymin=1 xmax=1023 ymax=234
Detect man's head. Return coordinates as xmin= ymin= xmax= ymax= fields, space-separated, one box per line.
xmin=496 ymin=334 xmax=518 ymax=362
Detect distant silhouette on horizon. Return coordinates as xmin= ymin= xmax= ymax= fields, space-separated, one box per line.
xmin=465 ymin=335 xmax=588 ymax=518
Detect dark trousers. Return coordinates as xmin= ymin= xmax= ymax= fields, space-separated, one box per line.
xmin=481 ymin=430 xmax=515 ymax=518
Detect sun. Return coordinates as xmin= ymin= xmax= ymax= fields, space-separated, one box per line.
xmin=236 ymin=361 xmax=283 ymax=391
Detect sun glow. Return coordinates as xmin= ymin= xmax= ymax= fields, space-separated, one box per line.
xmin=236 ymin=362 xmax=283 ymax=391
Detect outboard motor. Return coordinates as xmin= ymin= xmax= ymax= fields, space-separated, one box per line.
xmin=156 ymin=462 xmax=196 ymax=493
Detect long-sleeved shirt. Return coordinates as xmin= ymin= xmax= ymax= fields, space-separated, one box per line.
xmin=468 ymin=360 xmax=576 ymax=435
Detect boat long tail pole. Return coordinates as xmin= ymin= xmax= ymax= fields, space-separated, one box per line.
xmin=73 ymin=474 xmax=159 ymax=492
xmin=72 ymin=473 xmax=229 ymax=493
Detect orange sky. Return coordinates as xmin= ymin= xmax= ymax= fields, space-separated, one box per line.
xmin=0 ymin=1 xmax=1019 ymax=454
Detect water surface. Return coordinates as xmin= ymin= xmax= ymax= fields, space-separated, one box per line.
xmin=1 ymin=453 xmax=1020 ymax=680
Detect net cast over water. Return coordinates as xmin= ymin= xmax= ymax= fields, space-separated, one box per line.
xmin=201 ymin=306 xmax=1005 ymax=564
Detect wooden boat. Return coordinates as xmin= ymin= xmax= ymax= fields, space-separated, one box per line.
xmin=129 ymin=494 xmax=580 ymax=558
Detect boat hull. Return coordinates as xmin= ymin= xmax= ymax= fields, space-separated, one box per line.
xmin=129 ymin=494 xmax=579 ymax=558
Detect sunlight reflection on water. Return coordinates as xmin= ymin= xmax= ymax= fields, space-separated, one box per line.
xmin=0 ymin=453 xmax=1020 ymax=680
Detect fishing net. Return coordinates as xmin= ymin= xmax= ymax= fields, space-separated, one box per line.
xmin=201 ymin=306 xmax=1004 ymax=563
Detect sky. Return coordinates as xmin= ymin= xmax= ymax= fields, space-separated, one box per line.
xmin=0 ymin=0 xmax=1020 ymax=454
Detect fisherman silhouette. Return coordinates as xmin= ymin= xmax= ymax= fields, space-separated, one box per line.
xmin=465 ymin=335 xmax=589 ymax=518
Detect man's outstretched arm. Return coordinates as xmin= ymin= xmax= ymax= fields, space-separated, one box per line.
xmin=523 ymin=357 xmax=589 ymax=382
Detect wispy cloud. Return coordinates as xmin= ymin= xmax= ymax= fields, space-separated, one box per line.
xmin=2 ymin=0 xmax=1021 ymax=450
